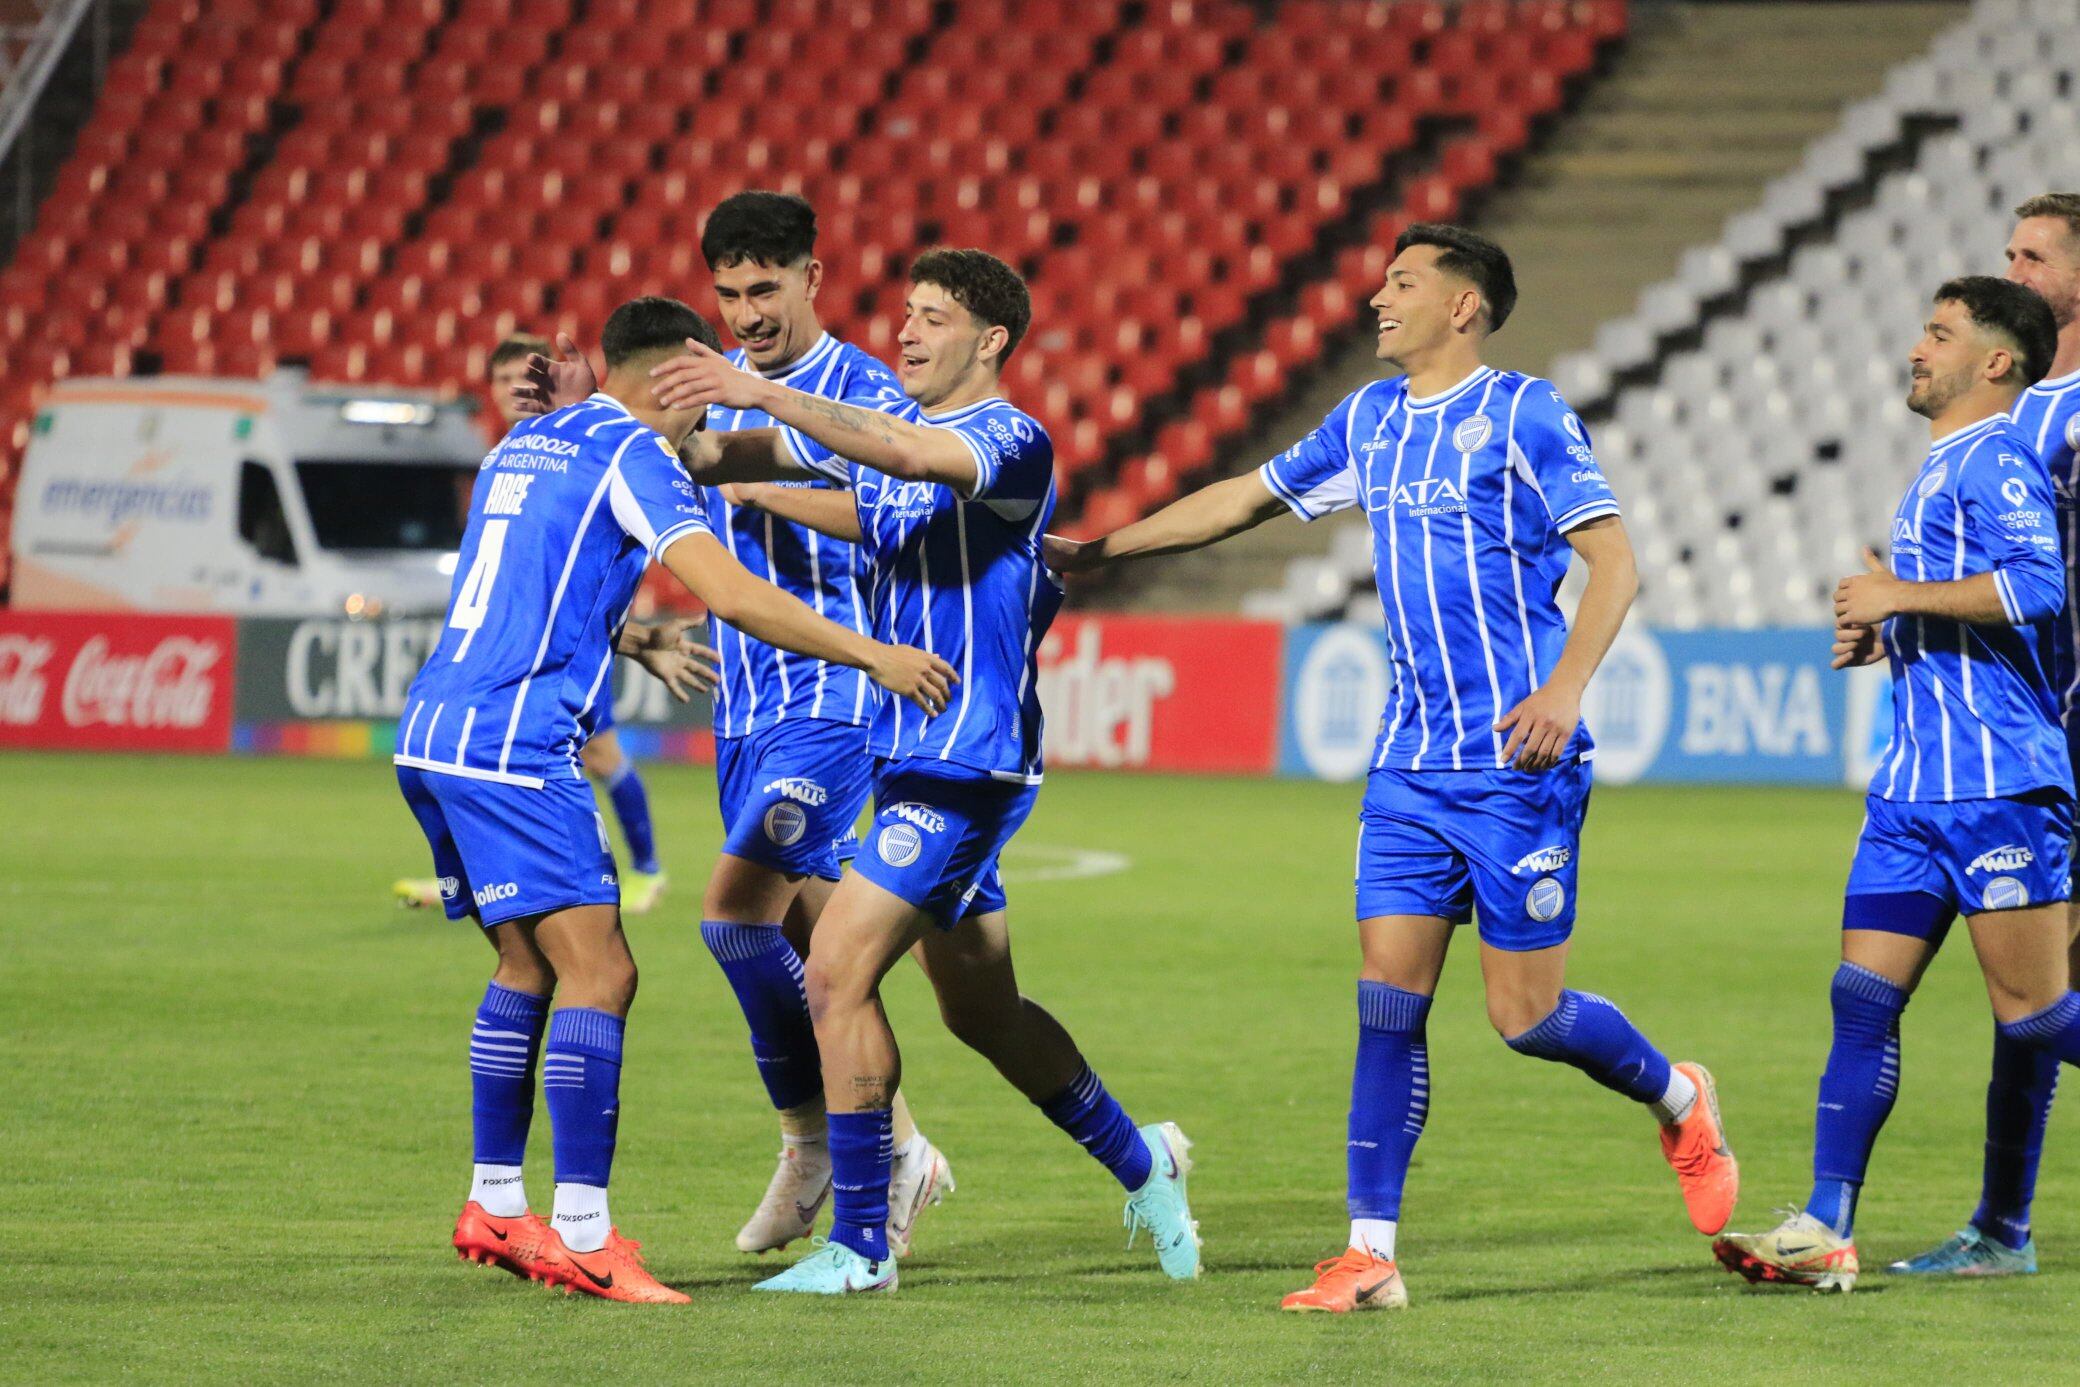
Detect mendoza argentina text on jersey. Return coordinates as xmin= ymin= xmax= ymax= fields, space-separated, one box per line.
xmin=703 ymin=334 xmax=903 ymax=737
xmin=847 ymin=396 xmax=1062 ymax=783
xmin=1262 ymin=368 xmax=1619 ymax=772
xmin=1871 ymin=414 xmax=2068 ymax=803
xmin=2011 ymin=366 xmax=2080 ymax=733
xmin=395 ymin=395 xmax=711 ymax=787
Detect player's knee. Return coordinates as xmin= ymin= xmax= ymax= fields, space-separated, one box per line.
xmin=802 ymin=951 xmax=867 ymax=1026
xmin=1487 ymin=991 xmax=1557 ymax=1041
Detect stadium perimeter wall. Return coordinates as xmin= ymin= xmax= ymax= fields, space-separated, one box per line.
xmin=0 ymin=608 xmax=1882 ymax=786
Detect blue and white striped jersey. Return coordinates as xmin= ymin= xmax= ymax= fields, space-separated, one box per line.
xmin=2011 ymin=368 xmax=2080 ymax=733
xmin=1262 ymin=367 xmax=1619 ymax=771
xmin=850 ymin=396 xmax=1061 ymax=782
xmin=396 ymin=394 xmax=710 ymax=787
xmin=1871 ymin=413 xmax=2068 ymax=802
xmin=703 ymin=333 xmax=905 ymax=738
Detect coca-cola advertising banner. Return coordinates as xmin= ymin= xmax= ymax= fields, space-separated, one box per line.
xmin=0 ymin=611 xmax=236 ymax=752
xmin=1035 ymin=614 xmax=1281 ymax=773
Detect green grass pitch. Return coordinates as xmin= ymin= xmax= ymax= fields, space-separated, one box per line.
xmin=5 ymin=752 xmax=2078 ymax=1383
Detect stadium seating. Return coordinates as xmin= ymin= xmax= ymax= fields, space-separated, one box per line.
xmin=0 ymin=0 xmax=1627 ymax=595
xmin=1248 ymin=0 xmax=2075 ymax=630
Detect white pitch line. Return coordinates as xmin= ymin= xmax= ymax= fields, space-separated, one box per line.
xmin=996 ymin=843 xmax=1133 ymax=884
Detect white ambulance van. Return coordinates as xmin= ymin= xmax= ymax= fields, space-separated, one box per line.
xmin=11 ymin=369 xmax=487 ymax=617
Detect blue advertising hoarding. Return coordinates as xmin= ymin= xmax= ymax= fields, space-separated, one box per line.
xmin=1279 ymin=623 xmax=1886 ymax=786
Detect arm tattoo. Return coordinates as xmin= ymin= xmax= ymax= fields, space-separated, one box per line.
xmin=796 ymin=394 xmax=899 ymax=447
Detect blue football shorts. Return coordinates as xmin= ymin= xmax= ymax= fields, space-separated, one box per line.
xmin=714 ymin=718 xmax=873 ymax=881
xmin=850 ymin=760 xmax=1035 ymax=928
xmin=1842 ymin=788 xmax=2073 ymax=936
xmin=1355 ymin=762 xmax=1593 ymax=952
xmin=397 ymin=763 xmax=622 ymax=928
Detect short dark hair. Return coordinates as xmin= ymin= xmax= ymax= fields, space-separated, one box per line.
xmin=488 ymin=333 xmax=549 ymax=371
xmin=1934 ymin=275 xmax=2058 ymax=386
xmin=701 ymin=191 xmax=817 ymax=271
xmin=910 ymin=247 xmax=1032 ymax=363
xmin=2015 ymin=192 xmax=2080 ymax=241
xmin=1394 ymin=222 xmax=1518 ymax=333
xmin=600 ymin=296 xmax=723 ymax=369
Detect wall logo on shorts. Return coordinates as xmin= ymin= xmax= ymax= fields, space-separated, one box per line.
xmin=1510 ymin=845 xmax=1573 ymax=876
xmin=887 ymin=802 xmax=947 ymax=834
xmin=879 ymin=823 xmax=923 ymax=868
xmin=764 ymin=801 xmax=808 ymax=846
xmin=1966 ymin=843 xmax=2033 ymax=875
xmin=1452 ymin=414 xmax=1492 ymax=453
xmin=1983 ymin=875 xmax=2030 ymax=910
xmin=763 ymin=776 xmax=828 ymax=807
xmin=1526 ymin=876 xmax=1566 ymax=923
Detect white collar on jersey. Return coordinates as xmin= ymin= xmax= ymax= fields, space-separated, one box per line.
xmin=1927 ymin=411 xmax=2009 ymax=452
xmin=1402 ymin=366 xmax=1495 ymax=411
xmin=584 ymin=391 xmax=631 ymax=415
xmin=2028 ymin=364 xmax=2080 ymax=394
xmin=918 ymin=395 xmax=1005 ymax=424
xmin=742 ymin=332 xmax=837 ymax=381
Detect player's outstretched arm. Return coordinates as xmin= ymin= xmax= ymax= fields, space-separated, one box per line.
xmin=1043 ymin=472 xmax=1289 ymax=572
xmin=616 ymin=617 xmax=722 ymax=702
xmin=721 ymin=483 xmax=863 ymax=543
xmin=658 ymin=531 xmax=953 ymax=714
xmin=1836 ymin=547 xmax=2060 ymax=628
xmin=652 ymin=340 xmax=980 ymax=490
xmin=1496 ymin=515 xmax=1638 ymax=771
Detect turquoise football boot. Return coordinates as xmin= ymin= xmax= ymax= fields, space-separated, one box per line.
xmin=1886 ymin=1225 xmax=2037 ymax=1276
xmin=1123 ymin=1122 xmax=1201 ymax=1280
xmin=752 ymin=1237 xmax=898 ymax=1295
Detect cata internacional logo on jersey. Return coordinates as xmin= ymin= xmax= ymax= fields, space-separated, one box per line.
xmin=1579 ymin=627 xmax=1672 ymax=784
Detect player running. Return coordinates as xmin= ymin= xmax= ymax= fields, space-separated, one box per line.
xmin=1047 ymin=223 xmax=1737 ymax=1314
xmin=1886 ymin=194 xmax=2080 ymax=1279
xmin=516 ymin=193 xmax=957 ymax=1260
xmin=654 ymin=248 xmax=1202 ymax=1295
xmin=400 ymin=296 xmax=953 ymax=1303
xmin=394 ymin=332 xmax=697 ymax=915
xmin=1715 ymin=276 xmax=2080 ymax=1294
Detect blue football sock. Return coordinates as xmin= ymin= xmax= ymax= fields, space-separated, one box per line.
xmin=700 ymin=920 xmax=822 ymax=1111
xmin=1804 ymin=963 xmax=1909 ymax=1237
xmin=1348 ymin=980 xmax=1432 ymax=1222
xmin=1973 ymin=1023 xmax=2059 ymax=1250
xmin=1038 ymin=1065 xmax=1155 ymax=1192
xmin=1504 ymin=989 xmax=1673 ymax=1105
xmin=827 ymin=1109 xmax=894 ymax=1262
xmin=603 ymin=760 xmax=659 ymax=875
xmin=543 ymin=1008 xmax=625 ymax=1188
xmin=470 ymin=981 xmax=549 ymax=1166
xmin=1999 ymin=992 xmax=2080 ymax=1062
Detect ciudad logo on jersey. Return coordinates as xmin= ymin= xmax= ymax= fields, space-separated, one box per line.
xmin=1510 ymin=845 xmax=1573 ymax=876
xmin=763 ymin=776 xmax=828 ymax=807
xmin=1452 ymin=415 xmax=1492 ymax=453
xmin=473 ymin=881 xmax=519 ymax=908
xmin=1966 ymin=844 xmax=2033 ymax=876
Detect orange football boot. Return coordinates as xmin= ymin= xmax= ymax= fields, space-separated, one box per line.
xmin=1659 ymin=1061 xmax=1739 ymax=1234
xmin=536 ymin=1227 xmax=691 ymax=1304
xmin=453 ymin=1202 xmax=557 ymax=1281
xmin=1279 ymin=1247 xmax=1408 ymax=1313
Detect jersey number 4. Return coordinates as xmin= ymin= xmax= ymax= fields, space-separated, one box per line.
xmin=448 ymin=518 xmax=508 ymax=661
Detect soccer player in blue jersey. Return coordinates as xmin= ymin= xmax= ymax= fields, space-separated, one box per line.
xmin=653 ymin=248 xmax=1202 ymax=1295
xmin=1048 ymin=223 xmax=1737 ymax=1313
xmin=400 ymin=295 xmax=953 ymax=1302
xmin=392 ymin=332 xmax=692 ymax=915
xmin=1887 ymin=196 xmax=2080 ymax=1278
xmin=516 ymin=193 xmax=957 ymax=1259
xmin=1715 ymin=276 xmax=2080 ymax=1293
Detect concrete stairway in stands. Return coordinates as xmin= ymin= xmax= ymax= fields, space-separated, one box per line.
xmin=1109 ymin=0 xmax=1967 ymax=615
